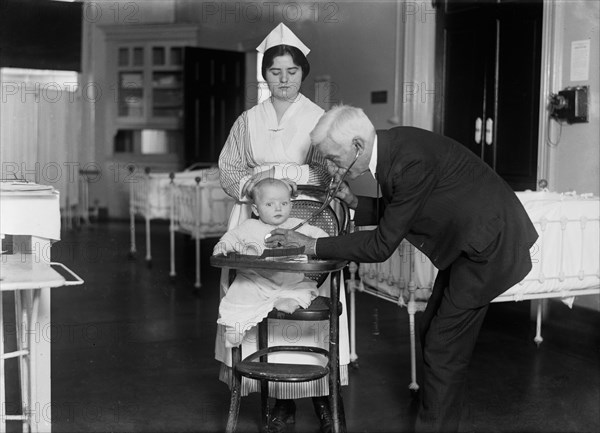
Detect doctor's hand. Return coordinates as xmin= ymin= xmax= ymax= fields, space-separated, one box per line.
xmin=265 ymin=229 xmax=317 ymax=256
xmin=329 ymin=173 xmax=359 ymax=210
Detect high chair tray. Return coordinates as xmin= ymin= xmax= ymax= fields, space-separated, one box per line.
xmin=210 ymin=254 xmax=347 ymax=273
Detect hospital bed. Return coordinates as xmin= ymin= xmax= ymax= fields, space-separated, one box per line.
xmin=128 ymin=164 xmax=234 ymax=287
xmin=347 ymin=190 xmax=600 ymax=392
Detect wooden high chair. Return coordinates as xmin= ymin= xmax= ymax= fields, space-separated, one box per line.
xmin=211 ymin=186 xmax=350 ymax=433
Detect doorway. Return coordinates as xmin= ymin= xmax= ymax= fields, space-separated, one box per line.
xmin=183 ymin=47 xmax=245 ymax=166
xmin=435 ymin=0 xmax=543 ymax=190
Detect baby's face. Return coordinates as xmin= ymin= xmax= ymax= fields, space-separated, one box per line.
xmin=252 ymin=183 xmax=292 ymax=225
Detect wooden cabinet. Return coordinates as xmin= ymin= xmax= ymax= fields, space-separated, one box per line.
xmin=435 ymin=0 xmax=543 ymax=190
xmin=102 ymin=25 xmax=200 ymax=168
xmin=102 ymin=25 xmax=246 ymax=169
xmin=116 ymin=43 xmax=184 ymax=127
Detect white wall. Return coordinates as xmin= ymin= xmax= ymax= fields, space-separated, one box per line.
xmin=553 ymin=1 xmax=600 ymax=196
xmin=173 ymin=0 xmax=399 ymax=128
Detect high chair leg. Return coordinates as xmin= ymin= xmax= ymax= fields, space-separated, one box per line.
xmin=261 ymin=381 xmax=269 ymax=430
xmin=330 ymin=385 xmax=347 ymax=433
xmin=329 ymin=271 xmax=347 ymax=433
xmin=226 ymin=346 xmax=242 ymax=433
xmin=259 ymin=320 xmax=270 ymax=429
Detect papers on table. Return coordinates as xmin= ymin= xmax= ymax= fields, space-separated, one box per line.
xmin=0 ymin=181 xmax=55 ymax=193
xmin=264 ymin=255 xmax=309 ymax=263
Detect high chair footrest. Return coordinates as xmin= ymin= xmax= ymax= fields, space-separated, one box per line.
xmin=267 ymin=296 xmax=342 ymax=321
xmin=243 ymin=345 xmax=329 ymax=362
xmin=236 ymin=361 xmax=329 ymax=382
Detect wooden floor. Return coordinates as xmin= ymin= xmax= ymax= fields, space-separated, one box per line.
xmin=3 ymin=221 xmax=599 ymax=432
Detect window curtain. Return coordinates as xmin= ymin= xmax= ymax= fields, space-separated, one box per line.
xmin=1 ymin=70 xmax=82 ymax=212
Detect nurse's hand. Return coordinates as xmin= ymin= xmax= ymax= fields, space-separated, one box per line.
xmin=280 ymin=178 xmax=298 ymax=198
xmin=266 ymin=229 xmax=317 ymax=255
xmin=241 ymin=167 xmax=276 ymax=198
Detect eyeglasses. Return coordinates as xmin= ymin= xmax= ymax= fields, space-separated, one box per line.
xmin=291 ymin=145 xmax=361 ymax=231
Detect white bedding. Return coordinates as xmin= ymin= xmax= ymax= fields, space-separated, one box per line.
xmin=359 ymin=191 xmax=600 ymax=303
xmin=172 ymin=183 xmax=234 ymax=238
xmin=131 ymin=168 xmax=222 ymax=219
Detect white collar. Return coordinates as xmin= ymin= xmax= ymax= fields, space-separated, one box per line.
xmin=368 ymin=135 xmax=378 ymax=178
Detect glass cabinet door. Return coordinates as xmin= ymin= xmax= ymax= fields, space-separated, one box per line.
xmin=116 ymin=43 xmax=184 ymax=124
xmin=113 ymin=41 xmax=185 ymax=163
xmin=152 ymin=71 xmax=182 ymax=118
xmin=117 ymin=46 xmax=145 ymax=119
xmin=118 ymin=71 xmax=144 ymax=117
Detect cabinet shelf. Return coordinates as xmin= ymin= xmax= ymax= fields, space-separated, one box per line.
xmin=152 ymin=84 xmax=181 ymax=90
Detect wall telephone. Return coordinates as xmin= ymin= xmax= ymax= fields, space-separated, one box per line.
xmin=549 ymin=86 xmax=589 ymax=123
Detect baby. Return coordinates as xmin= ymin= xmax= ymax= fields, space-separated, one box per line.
xmin=214 ymin=178 xmax=328 ymax=347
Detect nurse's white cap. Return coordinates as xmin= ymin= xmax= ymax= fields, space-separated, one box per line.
xmin=256 ymin=23 xmax=310 ymax=56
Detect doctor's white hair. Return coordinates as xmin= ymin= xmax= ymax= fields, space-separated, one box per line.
xmin=310 ymin=105 xmax=375 ymax=149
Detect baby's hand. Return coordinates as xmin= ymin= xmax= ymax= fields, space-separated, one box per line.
xmin=213 ymin=242 xmax=229 ymax=257
xmin=274 ymin=298 xmax=301 ymax=315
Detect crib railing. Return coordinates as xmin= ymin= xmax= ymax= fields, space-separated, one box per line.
xmin=347 ymin=192 xmax=600 ymax=393
xmin=169 ymin=175 xmax=234 ymax=288
xmin=126 ymin=165 xmax=234 ymax=287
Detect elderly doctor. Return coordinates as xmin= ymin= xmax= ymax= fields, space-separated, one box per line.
xmin=267 ymin=104 xmax=538 ymax=433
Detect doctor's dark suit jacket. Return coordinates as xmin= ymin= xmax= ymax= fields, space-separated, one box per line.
xmin=316 ymin=127 xmax=539 ymax=308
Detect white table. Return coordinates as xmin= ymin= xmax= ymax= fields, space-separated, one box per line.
xmin=1 ymin=186 xmax=83 ymax=433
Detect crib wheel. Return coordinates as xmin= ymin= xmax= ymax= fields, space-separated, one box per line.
xmin=146 ymin=260 xmax=152 ymax=269
xmin=410 ymin=389 xmax=420 ymax=399
xmin=350 ymin=360 xmax=360 ymax=370
xmin=128 ymin=251 xmax=136 ymax=260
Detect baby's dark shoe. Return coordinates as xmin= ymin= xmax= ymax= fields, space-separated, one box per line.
xmin=266 ymin=399 xmax=296 ymax=433
xmin=312 ymin=396 xmax=332 ymax=433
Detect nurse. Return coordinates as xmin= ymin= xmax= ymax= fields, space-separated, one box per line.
xmin=215 ymin=23 xmax=350 ymax=433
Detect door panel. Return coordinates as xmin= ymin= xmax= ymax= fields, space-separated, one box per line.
xmin=443 ymin=24 xmax=488 ymax=158
xmin=494 ymin=2 xmax=542 ymax=190
xmin=436 ymin=0 xmax=542 ymax=191
xmin=441 ymin=4 xmax=494 ymax=159
xmin=442 ymin=0 xmax=495 ymax=15
xmin=184 ymin=47 xmax=245 ymax=166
